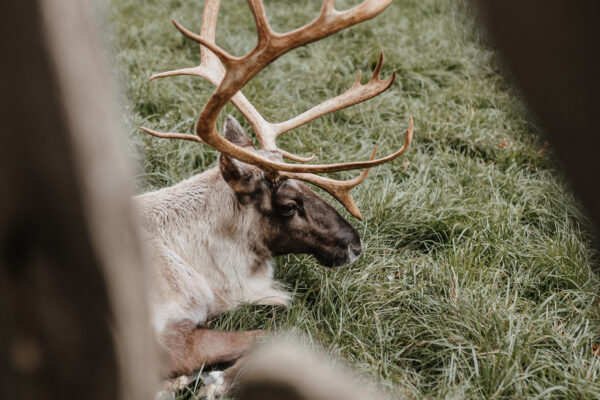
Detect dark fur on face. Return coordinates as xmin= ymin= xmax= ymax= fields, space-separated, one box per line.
xmin=219 ymin=116 xmax=362 ymax=267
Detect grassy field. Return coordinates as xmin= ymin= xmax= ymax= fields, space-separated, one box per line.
xmin=102 ymin=0 xmax=600 ymax=398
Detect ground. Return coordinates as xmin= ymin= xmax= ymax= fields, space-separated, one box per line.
xmin=101 ymin=0 xmax=600 ymax=398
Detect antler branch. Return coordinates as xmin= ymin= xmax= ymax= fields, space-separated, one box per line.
xmin=141 ymin=0 xmax=413 ymax=218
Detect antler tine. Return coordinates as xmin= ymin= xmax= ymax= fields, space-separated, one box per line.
xmin=271 ymin=51 xmax=396 ymax=137
xmin=140 ymin=126 xmax=202 ymax=142
xmin=283 ymin=117 xmax=412 ymax=218
xmin=172 ymin=20 xmax=238 ymax=69
xmin=284 ymin=146 xmax=379 ymax=220
xmin=246 ymin=0 xmax=274 ymax=44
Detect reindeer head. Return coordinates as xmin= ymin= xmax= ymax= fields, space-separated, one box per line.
xmin=141 ymin=0 xmax=413 ymax=266
xmin=220 ymin=116 xmax=362 ymax=267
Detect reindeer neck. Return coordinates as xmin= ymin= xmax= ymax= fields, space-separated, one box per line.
xmin=137 ymin=167 xmax=273 ymax=276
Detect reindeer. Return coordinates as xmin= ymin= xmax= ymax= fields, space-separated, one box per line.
xmin=136 ymin=0 xmax=413 ymax=398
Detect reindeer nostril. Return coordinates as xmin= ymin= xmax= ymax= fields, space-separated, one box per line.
xmin=350 ymin=242 xmax=362 ymax=256
xmin=347 ymin=242 xmax=362 ymax=264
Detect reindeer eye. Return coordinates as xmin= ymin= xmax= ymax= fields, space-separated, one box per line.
xmin=279 ymin=204 xmax=297 ymax=217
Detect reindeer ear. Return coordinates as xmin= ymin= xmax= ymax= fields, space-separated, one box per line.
xmin=220 ymin=153 xmax=244 ymax=182
xmin=223 ymin=115 xmax=254 ymax=148
xmin=220 ymin=116 xmax=260 ymax=196
xmin=219 ymin=153 xmax=257 ymax=195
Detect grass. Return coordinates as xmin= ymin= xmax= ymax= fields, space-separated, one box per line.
xmin=100 ymin=0 xmax=600 ymax=398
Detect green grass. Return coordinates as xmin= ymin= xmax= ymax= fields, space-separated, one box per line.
xmin=101 ymin=0 xmax=600 ymax=398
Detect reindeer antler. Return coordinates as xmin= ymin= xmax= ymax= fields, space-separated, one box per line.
xmin=142 ymin=0 xmax=413 ymax=219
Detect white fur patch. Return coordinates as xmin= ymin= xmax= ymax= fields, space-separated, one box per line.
xmin=157 ymin=372 xmax=201 ymax=400
xmin=198 ymin=371 xmax=227 ymax=399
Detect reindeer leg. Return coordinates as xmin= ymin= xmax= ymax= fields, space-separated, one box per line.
xmin=159 ymin=320 xmax=264 ymax=399
xmin=161 ymin=319 xmax=264 ymax=376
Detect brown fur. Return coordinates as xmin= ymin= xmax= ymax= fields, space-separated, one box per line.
xmin=159 ymin=319 xmax=263 ymax=377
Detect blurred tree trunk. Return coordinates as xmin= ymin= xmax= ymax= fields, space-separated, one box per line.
xmin=0 ymin=1 xmax=156 ymax=399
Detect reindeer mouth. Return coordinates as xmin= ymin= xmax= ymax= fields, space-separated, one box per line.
xmin=316 ymin=242 xmax=362 ymax=267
